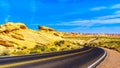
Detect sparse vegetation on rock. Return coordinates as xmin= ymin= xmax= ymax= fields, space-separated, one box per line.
xmin=0 ymin=22 xmax=83 ymax=56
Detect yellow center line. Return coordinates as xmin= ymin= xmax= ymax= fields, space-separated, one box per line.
xmin=0 ymin=48 xmax=93 ymax=68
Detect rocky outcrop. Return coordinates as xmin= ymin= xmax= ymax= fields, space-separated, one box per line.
xmin=0 ymin=22 xmax=26 ymax=33
xmin=0 ymin=22 xmax=82 ymax=56
xmin=38 ymin=26 xmax=63 ymax=37
xmin=38 ymin=26 xmax=54 ymax=31
xmin=0 ymin=22 xmax=63 ymax=55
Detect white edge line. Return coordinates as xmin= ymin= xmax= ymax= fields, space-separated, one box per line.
xmin=88 ymin=49 xmax=107 ymax=68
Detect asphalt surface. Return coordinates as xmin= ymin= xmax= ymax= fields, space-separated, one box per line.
xmin=0 ymin=46 xmax=106 ymax=68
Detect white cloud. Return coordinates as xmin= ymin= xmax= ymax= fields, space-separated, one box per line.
xmin=68 ymin=26 xmax=120 ymax=33
xmin=56 ymin=20 xmax=92 ymax=26
xmin=56 ymin=13 xmax=120 ymax=26
xmin=111 ymin=4 xmax=120 ymax=9
xmin=4 ymin=15 xmax=11 ymax=22
xmin=97 ymin=14 xmax=120 ymax=19
xmin=95 ymin=18 xmax=120 ymax=24
xmin=114 ymin=10 xmax=120 ymax=14
xmin=90 ymin=3 xmax=120 ymax=11
xmin=90 ymin=6 xmax=107 ymax=11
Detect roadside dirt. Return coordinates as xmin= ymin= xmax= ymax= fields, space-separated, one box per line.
xmin=97 ymin=48 xmax=120 ymax=68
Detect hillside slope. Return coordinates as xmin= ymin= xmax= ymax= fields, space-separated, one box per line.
xmin=0 ymin=22 xmax=82 ymax=56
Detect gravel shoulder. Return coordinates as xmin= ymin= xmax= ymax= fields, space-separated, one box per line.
xmin=97 ymin=48 xmax=120 ymax=68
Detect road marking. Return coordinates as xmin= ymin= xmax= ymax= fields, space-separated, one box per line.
xmin=0 ymin=48 xmax=93 ymax=68
xmin=88 ymin=48 xmax=107 ymax=68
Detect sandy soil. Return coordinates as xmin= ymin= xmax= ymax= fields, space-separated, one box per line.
xmin=97 ymin=48 xmax=120 ymax=68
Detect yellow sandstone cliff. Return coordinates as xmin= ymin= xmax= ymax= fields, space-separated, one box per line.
xmin=0 ymin=22 xmax=82 ymax=56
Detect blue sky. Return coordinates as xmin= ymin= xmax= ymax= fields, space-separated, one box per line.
xmin=0 ymin=0 xmax=120 ymax=33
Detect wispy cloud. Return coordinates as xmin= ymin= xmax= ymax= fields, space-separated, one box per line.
xmin=90 ymin=6 xmax=107 ymax=11
xmin=4 ymin=15 xmax=11 ymax=22
xmin=97 ymin=14 xmax=120 ymax=19
xmin=114 ymin=10 xmax=120 ymax=14
xmin=56 ymin=20 xmax=92 ymax=26
xmin=90 ymin=3 xmax=120 ymax=11
xmin=67 ymin=26 xmax=120 ymax=33
xmin=111 ymin=4 xmax=120 ymax=9
xmin=55 ymin=13 xmax=120 ymax=26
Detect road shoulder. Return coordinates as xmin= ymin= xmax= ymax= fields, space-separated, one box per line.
xmin=97 ymin=48 xmax=120 ymax=68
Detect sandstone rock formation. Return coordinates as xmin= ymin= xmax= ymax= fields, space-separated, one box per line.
xmin=0 ymin=22 xmax=82 ymax=56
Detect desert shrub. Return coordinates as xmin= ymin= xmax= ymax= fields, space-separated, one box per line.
xmin=30 ymin=45 xmax=47 ymax=54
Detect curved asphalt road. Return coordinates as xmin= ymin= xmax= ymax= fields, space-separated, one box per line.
xmin=0 ymin=46 xmax=106 ymax=68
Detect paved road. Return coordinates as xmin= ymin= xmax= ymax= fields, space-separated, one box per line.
xmin=0 ymin=46 xmax=106 ymax=68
